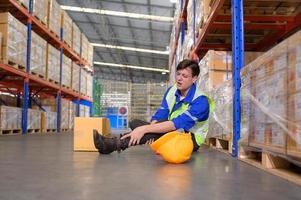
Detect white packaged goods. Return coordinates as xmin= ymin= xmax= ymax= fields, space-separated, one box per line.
xmin=46 ymin=111 xmax=57 ymax=129
xmin=48 ymin=0 xmax=62 ymax=37
xmin=62 ymin=54 xmax=72 ymax=88
xmin=0 ymin=12 xmax=27 ymax=67
xmin=28 ymin=109 xmax=41 ymax=130
xmin=31 ymin=31 xmax=47 ymax=77
xmin=0 ymin=106 xmax=22 ymax=130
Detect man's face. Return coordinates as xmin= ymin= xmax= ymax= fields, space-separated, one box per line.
xmin=176 ymin=68 xmax=197 ymax=93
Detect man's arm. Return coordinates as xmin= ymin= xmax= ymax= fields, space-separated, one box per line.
xmin=121 ymin=121 xmax=176 ymax=146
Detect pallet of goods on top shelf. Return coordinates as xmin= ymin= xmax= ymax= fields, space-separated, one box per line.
xmin=87 ymin=42 xmax=94 ymax=67
xmin=81 ymin=33 xmax=89 ymax=62
xmin=62 ymin=54 xmax=71 ymax=89
xmin=33 ymin=0 xmax=48 ymax=25
xmin=31 ymin=30 xmax=47 ymax=79
xmin=240 ymin=29 xmax=301 ymax=159
xmin=47 ymin=0 xmax=61 ymax=38
xmin=61 ymin=10 xmax=72 ymax=48
xmin=0 ymin=12 xmax=27 ymax=69
xmin=72 ymin=22 xmax=81 ymax=56
xmin=46 ymin=44 xmax=60 ymax=84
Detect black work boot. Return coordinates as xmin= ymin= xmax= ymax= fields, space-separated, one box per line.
xmin=93 ymin=130 xmax=130 ymax=154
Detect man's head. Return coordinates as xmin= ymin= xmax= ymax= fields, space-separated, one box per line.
xmin=176 ymin=59 xmax=200 ymax=95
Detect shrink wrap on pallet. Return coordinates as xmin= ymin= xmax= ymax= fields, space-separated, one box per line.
xmin=72 ymin=23 xmax=81 ymax=55
xmin=62 ymin=54 xmax=71 ymax=88
xmin=0 ymin=106 xmax=22 ymax=131
xmin=48 ymin=0 xmax=61 ymax=37
xmin=0 ymin=12 xmax=27 ymax=68
xmin=61 ymin=11 xmax=72 ymax=47
xmin=46 ymin=44 xmax=60 ymax=83
xmin=72 ymin=62 xmax=80 ymax=92
xmin=31 ymin=31 xmax=47 ymax=78
xmin=28 ymin=109 xmax=41 ymax=130
xmin=33 ymin=0 xmax=48 ymax=25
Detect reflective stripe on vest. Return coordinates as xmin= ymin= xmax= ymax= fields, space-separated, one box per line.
xmin=166 ymin=84 xmax=215 ymax=145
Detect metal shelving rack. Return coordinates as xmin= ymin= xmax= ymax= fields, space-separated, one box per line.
xmin=0 ymin=0 xmax=93 ymax=134
xmin=169 ymin=0 xmax=301 ymax=157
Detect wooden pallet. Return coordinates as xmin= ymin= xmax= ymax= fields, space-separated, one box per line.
xmin=62 ymin=84 xmax=71 ymax=89
xmin=16 ymin=0 xmax=29 ymax=10
xmin=48 ymin=78 xmax=59 ymax=85
xmin=63 ymin=41 xmax=72 ymax=49
xmin=30 ymin=71 xmax=45 ymax=79
xmin=207 ymin=136 xmax=232 ymax=154
xmin=2 ymin=59 xmax=26 ymax=71
xmin=33 ymin=14 xmax=47 ymax=26
xmin=46 ymin=129 xmax=57 ymax=133
xmin=239 ymin=145 xmax=301 ymax=186
xmin=0 ymin=129 xmax=22 ymax=135
xmin=28 ymin=129 xmax=41 ymax=134
xmin=61 ymin=128 xmax=69 ymax=132
xmin=49 ymin=29 xmax=60 ymax=39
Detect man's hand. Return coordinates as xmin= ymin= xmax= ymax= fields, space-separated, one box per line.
xmin=121 ymin=126 xmax=146 ymax=146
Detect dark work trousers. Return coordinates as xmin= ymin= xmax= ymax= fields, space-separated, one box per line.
xmin=129 ymin=119 xmax=200 ymax=152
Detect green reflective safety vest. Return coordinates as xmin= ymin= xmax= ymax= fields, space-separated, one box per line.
xmin=166 ymin=84 xmax=215 ymax=145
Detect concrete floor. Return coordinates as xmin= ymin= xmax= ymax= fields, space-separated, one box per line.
xmin=0 ymin=133 xmax=300 ymax=200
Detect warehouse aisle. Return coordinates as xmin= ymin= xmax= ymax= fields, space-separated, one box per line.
xmin=0 ymin=133 xmax=300 ymax=200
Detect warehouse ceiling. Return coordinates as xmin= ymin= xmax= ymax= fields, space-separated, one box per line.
xmin=57 ymin=0 xmax=175 ymax=83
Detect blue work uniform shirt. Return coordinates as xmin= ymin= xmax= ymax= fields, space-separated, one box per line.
xmin=151 ymin=83 xmax=210 ymax=131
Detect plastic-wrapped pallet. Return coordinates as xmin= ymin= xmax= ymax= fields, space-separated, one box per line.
xmin=72 ymin=22 xmax=81 ymax=55
xmin=0 ymin=106 xmax=22 ymax=131
xmin=87 ymin=73 xmax=93 ymax=98
xmin=72 ymin=62 xmax=80 ymax=92
xmin=208 ymin=80 xmax=232 ymax=139
xmin=48 ymin=0 xmax=61 ymax=37
xmin=28 ymin=109 xmax=41 ymax=130
xmin=17 ymin=0 xmax=29 ymax=9
xmin=33 ymin=0 xmax=48 ymax=24
xmin=60 ymin=99 xmax=69 ymax=129
xmin=0 ymin=12 xmax=27 ymax=68
xmin=46 ymin=44 xmax=60 ymax=83
xmin=61 ymin=11 xmax=72 ymax=47
xmin=62 ymin=54 xmax=71 ymax=88
xmin=31 ymin=31 xmax=47 ymax=78
xmin=186 ymin=0 xmax=204 ymax=41
xmin=46 ymin=111 xmax=57 ymax=130
xmin=68 ymin=102 xmax=76 ymax=129
xmin=241 ymin=37 xmax=289 ymax=154
xmin=81 ymin=33 xmax=89 ymax=61
xmin=195 ymin=0 xmax=204 ymax=37
xmin=88 ymin=42 xmax=94 ymax=67
xmin=80 ymin=70 xmax=87 ymax=96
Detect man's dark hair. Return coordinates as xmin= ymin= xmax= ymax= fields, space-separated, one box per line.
xmin=176 ymin=59 xmax=200 ymax=77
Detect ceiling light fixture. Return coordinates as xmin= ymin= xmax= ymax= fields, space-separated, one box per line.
xmin=91 ymin=43 xmax=169 ymax=55
xmin=94 ymin=61 xmax=169 ymax=73
xmin=61 ymin=5 xmax=173 ymax=22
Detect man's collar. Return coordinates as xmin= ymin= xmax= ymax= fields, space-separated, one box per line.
xmin=175 ymin=83 xmax=196 ymax=103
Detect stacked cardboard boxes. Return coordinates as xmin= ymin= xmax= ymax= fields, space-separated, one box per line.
xmin=0 ymin=106 xmax=22 ymax=131
xmin=72 ymin=62 xmax=80 ymax=92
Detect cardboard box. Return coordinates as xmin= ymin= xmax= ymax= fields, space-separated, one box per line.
xmin=73 ymin=117 xmax=112 ymax=151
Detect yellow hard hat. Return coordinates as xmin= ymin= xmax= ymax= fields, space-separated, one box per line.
xmin=150 ymin=131 xmax=193 ymax=164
